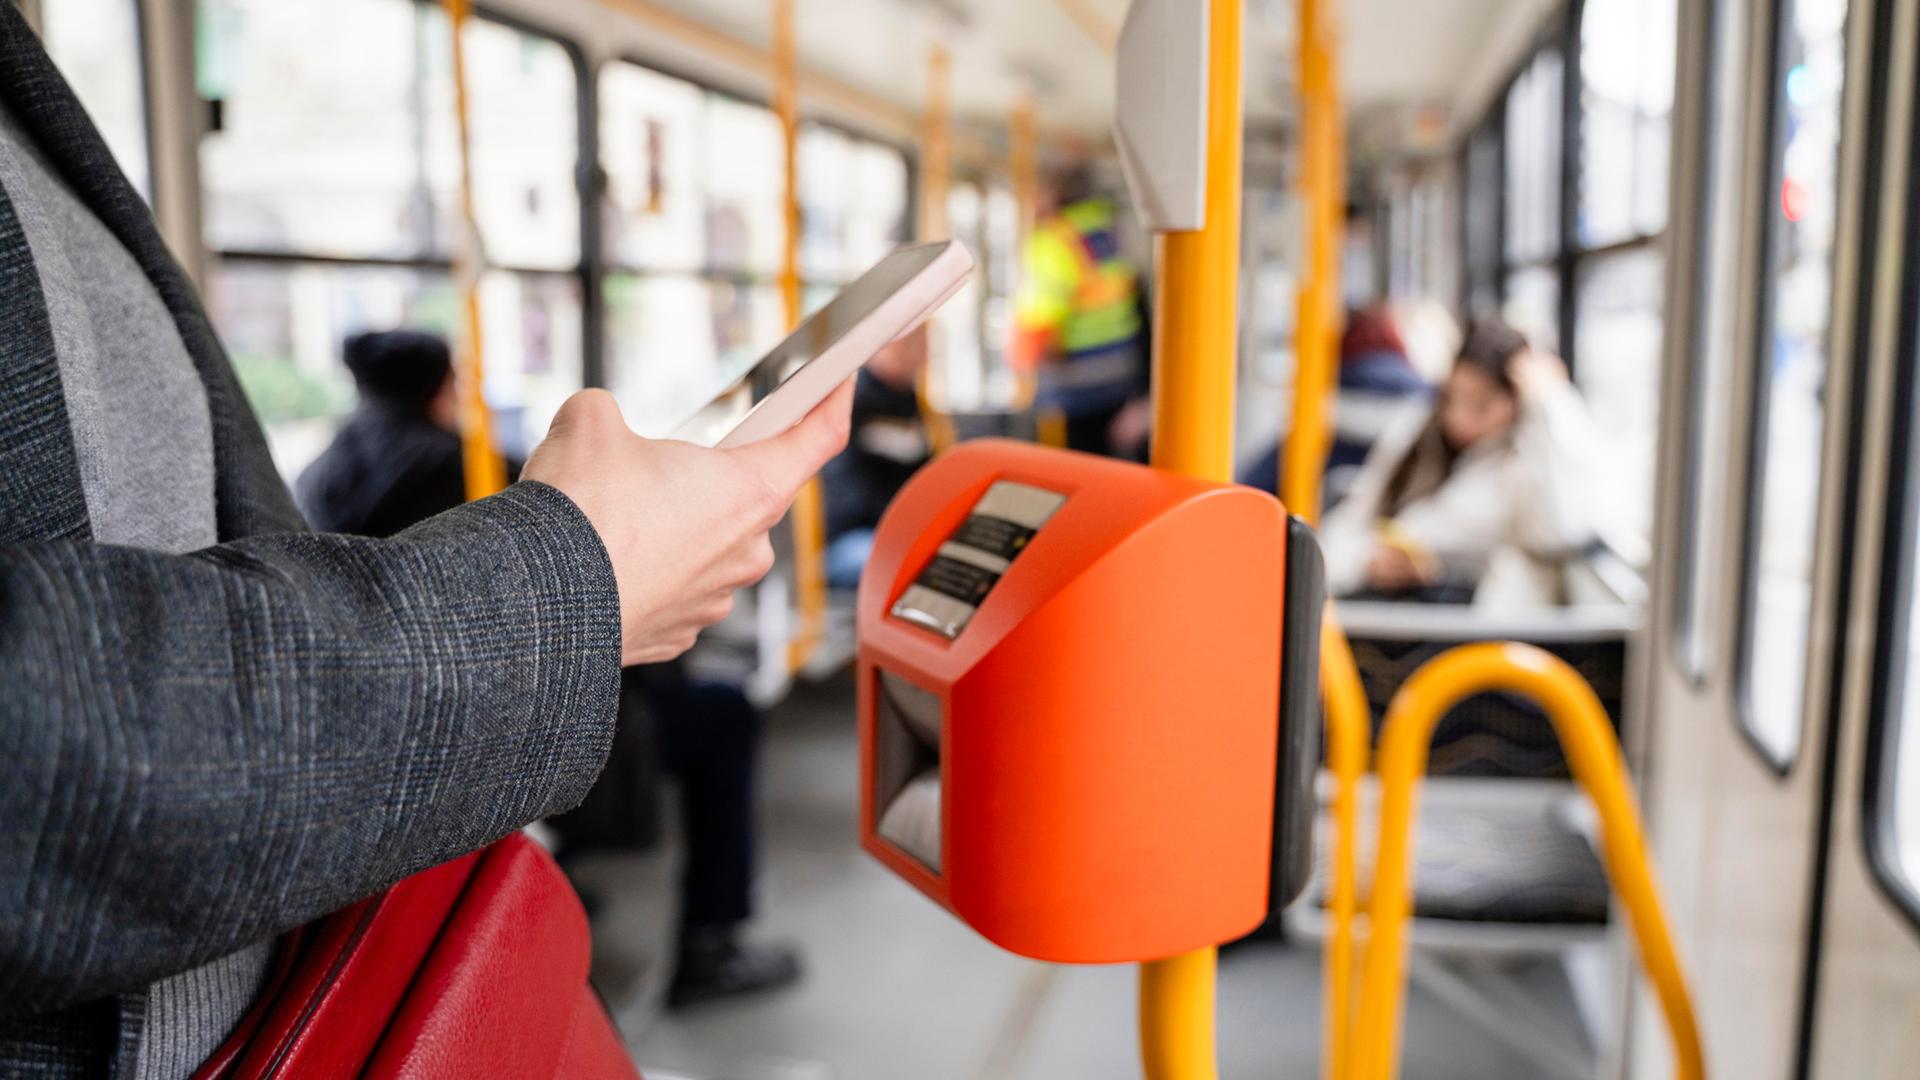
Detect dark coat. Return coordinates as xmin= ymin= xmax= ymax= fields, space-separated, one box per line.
xmin=0 ymin=6 xmax=621 ymax=1072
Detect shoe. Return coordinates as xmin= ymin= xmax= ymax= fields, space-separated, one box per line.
xmin=666 ymin=929 xmax=802 ymax=1010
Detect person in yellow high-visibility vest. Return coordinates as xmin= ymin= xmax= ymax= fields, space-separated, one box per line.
xmin=1010 ymin=165 xmax=1150 ymax=457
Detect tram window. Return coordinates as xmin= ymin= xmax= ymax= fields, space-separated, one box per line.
xmin=602 ymin=272 xmax=782 ymax=437
xmin=451 ymin=15 xmax=582 ymax=272
xmin=930 ymin=179 xmax=1020 ymax=412
xmin=599 ymin=62 xmax=706 ymax=272
xmin=1578 ymin=0 xmax=1676 ymax=246
xmin=1461 ymin=121 xmax=1502 ymax=316
xmin=40 ymin=0 xmax=151 ymax=202
xmin=1503 ymin=265 xmax=1560 ymax=352
xmin=1503 ymin=47 xmax=1563 ymax=267
xmin=599 ymin=59 xmax=909 ymax=433
xmin=1737 ymin=0 xmax=1848 ymax=771
xmin=206 ymin=260 xmax=453 ymax=476
xmin=201 ymin=0 xmax=452 ymax=261
xmin=1574 ymin=247 xmax=1665 ymax=559
xmin=799 ymin=124 xmax=911 ymax=284
xmin=203 ymin=0 xmax=588 ymax=478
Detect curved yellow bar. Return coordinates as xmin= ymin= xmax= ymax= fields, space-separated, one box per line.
xmin=1349 ymin=642 xmax=1704 ymax=1080
xmin=1318 ymin=613 xmax=1371 ymax=1080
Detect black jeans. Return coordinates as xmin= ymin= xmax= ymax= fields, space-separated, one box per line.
xmin=644 ymin=677 xmax=760 ymax=934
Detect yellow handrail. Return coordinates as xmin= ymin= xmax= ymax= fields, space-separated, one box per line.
xmin=914 ymin=45 xmax=959 ymax=455
xmin=443 ymin=0 xmax=507 ymax=502
xmin=773 ymin=0 xmax=826 ymax=673
xmin=1283 ymin=0 xmax=1343 ymax=525
xmin=1349 ymin=643 xmax=1705 ymax=1080
xmin=1008 ymin=95 xmax=1040 ymax=417
xmin=1318 ymin=611 xmax=1371 ymax=1080
xmin=1138 ymin=1 xmax=1242 ymax=1076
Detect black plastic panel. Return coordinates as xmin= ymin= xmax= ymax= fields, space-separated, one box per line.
xmin=1270 ymin=516 xmax=1326 ymax=912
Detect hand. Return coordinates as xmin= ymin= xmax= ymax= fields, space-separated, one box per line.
xmin=1507 ymin=347 xmax=1569 ymax=397
xmin=1364 ymin=542 xmax=1434 ymax=594
xmin=523 ymin=381 xmax=855 ymax=665
xmin=1107 ymin=397 xmax=1153 ymax=454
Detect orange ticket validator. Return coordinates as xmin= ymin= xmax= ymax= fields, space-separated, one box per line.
xmin=857 ymin=440 xmax=1324 ymax=964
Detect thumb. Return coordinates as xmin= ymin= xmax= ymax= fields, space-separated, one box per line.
xmin=728 ymin=378 xmax=856 ymax=498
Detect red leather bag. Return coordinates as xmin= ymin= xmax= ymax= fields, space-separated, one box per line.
xmin=193 ymin=833 xmax=639 ymax=1080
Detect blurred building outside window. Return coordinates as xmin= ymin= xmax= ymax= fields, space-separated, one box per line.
xmin=600 ymin=59 xmax=910 ymax=437
xmin=931 ymin=177 xmax=1019 ymax=414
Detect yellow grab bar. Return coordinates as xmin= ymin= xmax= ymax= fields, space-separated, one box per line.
xmin=772 ymin=0 xmax=825 ymax=672
xmin=1137 ymin=0 xmax=1242 ymax=1076
xmin=1349 ymin=642 xmax=1704 ymax=1080
xmin=915 ymin=44 xmax=959 ymax=455
xmin=442 ymin=0 xmax=507 ymax=502
xmin=1318 ymin=612 xmax=1371 ymax=1080
xmin=1283 ymin=0 xmax=1343 ymax=525
xmin=1139 ymin=947 xmax=1219 ymax=1080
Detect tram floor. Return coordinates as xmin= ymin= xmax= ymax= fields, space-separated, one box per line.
xmin=570 ymin=670 xmax=1563 ymax=1080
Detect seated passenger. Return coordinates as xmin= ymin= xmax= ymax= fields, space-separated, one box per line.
xmin=295 ymin=329 xmax=475 ymax=532
xmin=299 ymin=330 xmax=801 ymax=1009
xmin=823 ymin=326 xmax=932 ymax=590
xmin=1319 ymin=317 xmax=1600 ymax=605
xmin=1240 ymin=304 xmax=1434 ymax=501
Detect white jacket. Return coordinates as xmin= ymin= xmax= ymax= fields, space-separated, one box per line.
xmin=1319 ymin=378 xmax=1602 ymax=602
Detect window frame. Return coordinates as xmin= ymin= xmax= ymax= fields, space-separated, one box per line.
xmin=1858 ymin=24 xmax=1920 ymax=932
xmin=1731 ymin=0 xmax=1852 ymax=777
xmin=1667 ymin=0 xmax=1727 ymax=687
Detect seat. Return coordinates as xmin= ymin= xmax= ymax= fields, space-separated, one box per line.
xmin=1294 ymin=602 xmax=1639 ymax=1078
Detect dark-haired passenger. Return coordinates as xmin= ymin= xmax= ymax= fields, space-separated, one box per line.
xmin=1319 ymin=317 xmax=1601 ymax=605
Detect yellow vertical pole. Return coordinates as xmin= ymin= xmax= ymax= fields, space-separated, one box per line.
xmin=1010 ymin=94 xmax=1039 ymax=243
xmin=1146 ymin=0 xmax=1242 ymax=481
xmin=774 ymin=0 xmax=826 ymax=672
xmin=1319 ymin=612 xmax=1371 ymax=1080
xmin=1138 ymin=3 xmax=1241 ymax=1079
xmin=1009 ymin=94 xmax=1041 ymax=414
xmin=1282 ymin=0 xmax=1343 ymax=524
xmin=916 ymin=44 xmax=958 ymax=453
xmin=444 ymin=0 xmax=507 ymax=501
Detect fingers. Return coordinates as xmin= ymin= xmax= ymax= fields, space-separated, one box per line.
xmin=728 ymin=378 xmax=856 ymax=499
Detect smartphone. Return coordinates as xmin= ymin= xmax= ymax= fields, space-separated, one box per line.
xmin=670 ymin=240 xmax=974 ymax=449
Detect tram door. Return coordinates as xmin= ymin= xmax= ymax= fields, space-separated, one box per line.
xmin=1799 ymin=0 xmax=1920 ymax=1071
xmin=1633 ymin=0 xmax=1877 ymax=1075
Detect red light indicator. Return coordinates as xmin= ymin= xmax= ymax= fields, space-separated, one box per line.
xmin=1782 ymin=176 xmax=1809 ymax=223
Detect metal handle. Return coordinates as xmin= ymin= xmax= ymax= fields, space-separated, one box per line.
xmin=1349 ymin=642 xmax=1706 ymax=1080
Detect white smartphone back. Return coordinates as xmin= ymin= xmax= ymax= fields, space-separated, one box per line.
xmin=669 ymin=240 xmax=973 ymax=449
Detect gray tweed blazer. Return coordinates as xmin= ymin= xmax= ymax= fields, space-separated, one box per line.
xmin=0 ymin=4 xmax=622 ymax=1072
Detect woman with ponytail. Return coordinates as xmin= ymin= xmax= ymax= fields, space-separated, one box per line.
xmin=1320 ymin=316 xmax=1603 ymax=605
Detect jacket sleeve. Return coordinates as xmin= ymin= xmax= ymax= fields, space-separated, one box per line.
xmin=0 ymin=481 xmax=623 ymax=1018
xmin=1319 ymin=408 xmax=1428 ymax=596
xmin=1508 ymin=378 xmax=1603 ymax=555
